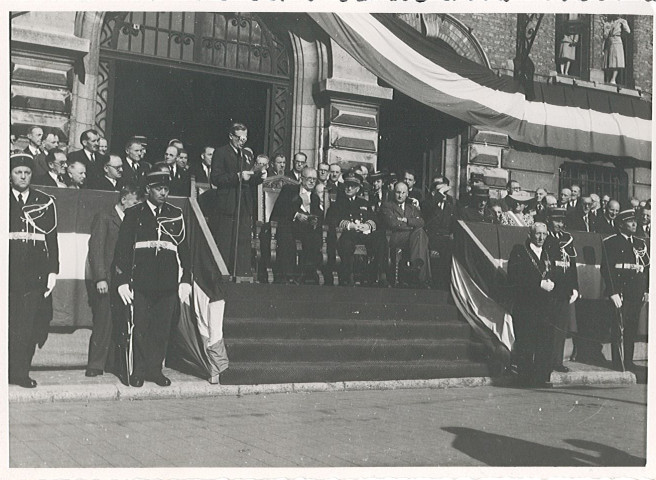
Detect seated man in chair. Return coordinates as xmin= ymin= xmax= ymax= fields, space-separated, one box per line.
xmin=326 ymin=172 xmax=388 ymax=287
xmin=381 ymin=181 xmax=431 ymax=287
xmin=270 ymin=166 xmax=323 ymax=284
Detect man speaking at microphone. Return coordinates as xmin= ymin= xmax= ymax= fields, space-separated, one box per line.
xmin=210 ymin=122 xmax=265 ymax=278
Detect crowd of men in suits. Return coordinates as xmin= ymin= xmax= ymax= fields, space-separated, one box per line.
xmin=9 ymin=122 xmax=650 ymax=389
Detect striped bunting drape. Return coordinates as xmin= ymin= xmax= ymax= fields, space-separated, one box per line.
xmin=309 ymin=13 xmax=651 ymax=162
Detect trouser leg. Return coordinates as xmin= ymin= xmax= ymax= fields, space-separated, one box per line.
xmin=87 ymin=290 xmax=113 ymax=371
xmin=409 ymin=228 xmax=431 ymax=282
xmin=551 ymin=299 xmax=570 ymax=368
xmin=133 ymin=290 xmax=178 ymax=378
xmin=9 ymin=290 xmax=42 ymax=380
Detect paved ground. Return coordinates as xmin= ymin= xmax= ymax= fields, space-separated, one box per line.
xmin=9 ymin=383 xmax=646 ymax=468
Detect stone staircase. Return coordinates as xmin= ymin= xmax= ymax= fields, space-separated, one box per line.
xmin=218 ymin=283 xmax=490 ymax=385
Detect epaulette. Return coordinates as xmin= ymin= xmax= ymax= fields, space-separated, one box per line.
xmin=31 ymin=188 xmax=55 ymax=202
xmin=164 ymin=202 xmax=183 ymax=214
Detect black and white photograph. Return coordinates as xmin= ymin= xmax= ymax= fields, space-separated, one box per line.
xmin=3 ymin=0 xmax=653 ymax=476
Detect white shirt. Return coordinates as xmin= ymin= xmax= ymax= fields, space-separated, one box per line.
xmin=529 ymin=242 xmax=543 ymax=259
xmin=49 ymin=171 xmax=67 ymax=188
xmin=12 ymin=188 xmax=29 ymax=204
xmin=115 ymin=204 xmax=125 ymax=221
xmin=146 ymin=200 xmax=160 ymax=217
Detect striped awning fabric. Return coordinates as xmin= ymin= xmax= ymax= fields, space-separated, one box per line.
xmin=310 ymin=13 xmax=652 ymax=162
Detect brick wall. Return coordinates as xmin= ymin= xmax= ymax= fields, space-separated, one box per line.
xmin=451 ymin=14 xmax=516 ymax=70
xmin=632 ymin=15 xmax=653 ymax=94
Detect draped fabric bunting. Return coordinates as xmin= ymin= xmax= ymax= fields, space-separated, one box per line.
xmin=309 ymin=13 xmax=652 ymax=162
xmin=36 ymin=187 xmax=226 ymax=378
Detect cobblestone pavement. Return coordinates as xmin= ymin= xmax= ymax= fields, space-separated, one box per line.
xmin=8 ymin=384 xmax=646 ymax=468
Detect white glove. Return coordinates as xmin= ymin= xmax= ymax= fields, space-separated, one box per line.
xmin=44 ymin=273 xmax=57 ymax=298
xmin=610 ymin=293 xmax=622 ymax=309
xmin=540 ymin=279 xmax=555 ymax=292
xmin=179 ymin=283 xmax=192 ymax=304
xmin=569 ymin=289 xmax=579 ymax=305
xmin=118 ymin=284 xmax=134 ymax=305
xmin=240 ymin=170 xmax=253 ymax=181
xmin=260 ymin=170 xmax=268 ymax=180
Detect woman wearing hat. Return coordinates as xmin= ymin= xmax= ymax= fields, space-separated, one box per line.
xmin=501 ymin=191 xmax=534 ymax=227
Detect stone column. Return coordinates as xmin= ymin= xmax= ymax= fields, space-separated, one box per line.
xmin=315 ymin=40 xmax=393 ymax=172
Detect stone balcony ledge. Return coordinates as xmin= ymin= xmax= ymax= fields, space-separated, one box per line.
xmin=11 ymin=26 xmax=90 ymax=59
xmin=548 ymin=72 xmax=652 ymax=102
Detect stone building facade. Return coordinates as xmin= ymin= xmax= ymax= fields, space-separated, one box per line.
xmin=10 ymin=11 xmax=653 ymax=204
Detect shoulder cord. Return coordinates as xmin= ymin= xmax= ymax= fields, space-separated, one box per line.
xmin=22 ymin=196 xmax=57 ymax=235
xmin=156 ymin=212 xmax=186 ymax=246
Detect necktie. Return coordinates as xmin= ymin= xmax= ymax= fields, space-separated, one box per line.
xmin=584 ymin=214 xmax=589 ymax=232
xmin=91 ymin=153 xmax=95 ymax=163
xmin=17 ymin=194 xmax=25 ymax=209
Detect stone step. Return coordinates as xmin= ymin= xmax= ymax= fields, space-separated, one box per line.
xmin=220 ymin=359 xmax=490 ymax=385
xmin=224 ymin=318 xmax=471 ymax=340
xmin=224 ymin=338 xmax=485 ymax=363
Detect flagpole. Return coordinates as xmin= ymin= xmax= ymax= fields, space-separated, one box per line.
xmin=232 ymin=148 xmax=244 ymax=283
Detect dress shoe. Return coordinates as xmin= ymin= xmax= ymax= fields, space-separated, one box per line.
xmin=129 ymin=375 xmax=144 ymax=387
xmin=85 ymin=368 xmax=104 ymax=377
xmin=10 ymin=377 xmax=37 ymax=388
xmin=209 ymin=374 xmax=220 ymax=385
xmin=553 ymin=365 xmax=570 ymax=373
xmin=147 ymin=374 xmax=171 ymax=387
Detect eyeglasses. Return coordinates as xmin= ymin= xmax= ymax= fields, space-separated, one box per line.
xmin=302 ymin=176 xmax=317 ymax=182
xmin=231 ymin=134 xmax=247 ymax=141
xmin=108 ymin=164 xmax=123 ymax=170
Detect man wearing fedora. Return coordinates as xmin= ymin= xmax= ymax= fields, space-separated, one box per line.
xmin=113 ymin=171 xmax=192 ymax=387
xmin=326 ymin=172 xmax=388 ymax=287
xmin=459 ymin=185 xmax=493 ymax=223
xmin=422 ymin=177 xmax=456 ymax=289
xmin=544 ymin=207 xmax=579 ymax=373
xmin=9 ymin=153 xmax=59 ymax=388
xmin=601 ymin=209 xmax=649 ymax=371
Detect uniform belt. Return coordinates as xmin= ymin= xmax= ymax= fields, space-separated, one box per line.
xmin=614 ymin=263 xmax=644 ymax=272
xmin=135 ymin=240 xmax=177 ymax=252
xmin=9 ymin=232 xmax=45 ymax=242
xmin=554 ymin=260 xmax=569 ymax=268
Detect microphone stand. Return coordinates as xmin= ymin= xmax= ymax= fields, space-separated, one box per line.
xmin=232 ymin=147 xmax=244 ymax=282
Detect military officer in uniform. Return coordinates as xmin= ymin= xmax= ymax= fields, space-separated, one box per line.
xmin=601 ymin=209 xmax=649 ymax=371
xmin=113 ymin=171 xmax=192 ymax=387
xmin=544 ymin=207 xmax=579 ymax=373
xmin=326 ymin=172 xmax=388 ymax=286
xmin=9 ymin=153 xmax=59 ymax=388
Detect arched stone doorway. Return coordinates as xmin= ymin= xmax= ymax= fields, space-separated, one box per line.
xmin=70 ymin=12 xmax=329 ymax=165
xmin=94 ymin=12 xmax=292 ymax=161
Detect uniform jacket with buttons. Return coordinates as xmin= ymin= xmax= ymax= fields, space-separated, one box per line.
xmin=9 ymin=189 xmax=59 ymax=293
xmin=326 ymin=194 xmax=377 ymax=232
xmin=601 ymin=233 xmax=649 ymax=302
xmin=544 ymin=231 xmax=579 ymax=299
xmin=113 ymin=201 xmax=191 ymax=292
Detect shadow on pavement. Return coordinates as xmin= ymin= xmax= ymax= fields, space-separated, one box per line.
xmin=442 ymin=427 xmax=644 ymax=466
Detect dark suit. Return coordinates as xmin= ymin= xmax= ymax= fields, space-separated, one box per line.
xmin=565 ymin=209 xmax=595 ymax=232
xmin=24 ymin=146 xmax=49 ymax=177
xmin=380 ymin=200 xmax=431 ymax=283
xmin=32 ymin=172 xmax=62 ymax=188
xmin=544 ymin=231 xmax=580 ymax=368
xmin=270 ymin=184 xmax=323 ymax=281
xmin=326 ymin=194 xmax=388 ymax=284
xmin=595 ymin=216 xmax=617 ymax=236
xmin=68 ymin=148 xmax=106 ymax=180
xmin=210 ymin=143 xmax=263 ymax=277
xmin=601 ymin=233 xmax=649 ymax=369
xmin=9 ymin=188 xmax=59 ymax=382
xmin=286 ymin=170 xmax=302 ymax=182
xmin=191 ymin=162 xmax=213 ymax=186
xmin=87 ymin=206 xmax=123 ymax=372
xmin=459 ymin=206 xmax=492 ymax=223
xmin=113 ymin=201 xmax=191 ymax=378
xmin=87 ymin=175 xmax=122 ymax=192
xmin=421 ymin=195 xmax=455 ymax=288
xmin=407 ymin=188 xmax=423 ymax=204
xmin=169 ymin=166 xmax=191 ymax=197
xmin=122 ymin=159 xmax=152 ymax=187
xmin=507 ymin=240 xmax=555 ymax=384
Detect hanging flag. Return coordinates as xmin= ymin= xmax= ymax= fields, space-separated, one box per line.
xmin=309 ymin=13 xmax=651 ymax=161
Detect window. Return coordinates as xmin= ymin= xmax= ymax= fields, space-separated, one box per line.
xmin=559 ymin=162 xmax=628 ymax=204
xmin=554 ymin=14 xmax=591 ymax=79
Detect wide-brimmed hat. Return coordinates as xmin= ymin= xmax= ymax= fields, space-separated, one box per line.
xmin=548 ymin=206 xmax=567 ymax=219
xmin=368 ymin=170 xmax=386 ymax=182
xmin=471 ymin=185 xmax=489 ymax=198
xmin=617 ymin=209 xmax=636 ymax=223
xmin=508 ymin=190 xmax=532 ymax=203
xmin=10 ymin=152 xmax=34 ymax=172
